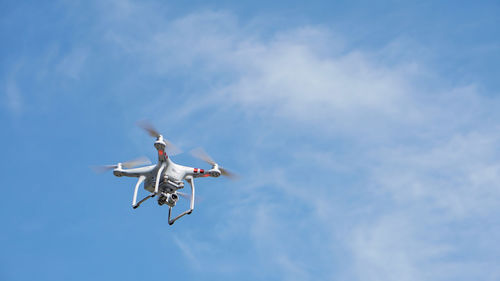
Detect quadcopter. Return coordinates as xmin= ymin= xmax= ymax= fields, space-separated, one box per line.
xmin=95 ymin=122 xmax=236 ymax=225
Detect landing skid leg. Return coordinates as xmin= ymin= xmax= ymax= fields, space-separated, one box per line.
xmin=132 ymin=175 xmax=146 ymax=208
xmin=154 ymin=163 xmax=166 ymax=195
xmin=168 ymin=177 xmax=195 ymax=225
xmin=133 ymin=193 xmax=154 ymax=209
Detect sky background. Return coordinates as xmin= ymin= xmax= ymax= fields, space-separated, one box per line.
xmin=1 ymin=1 xmax=500 ymax=280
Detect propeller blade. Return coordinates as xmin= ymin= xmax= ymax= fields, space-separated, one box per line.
xmin=164 ymin=140 xmax=183 ymax=156
xmin=91 ymin=164 xmax=117 ymax=174
xmin=177 ymin=191 xmax=191 ymax=200
xmin=137 ymin=120 xmax=160 ymax=138
xmin=122 ymin=156 xmax=152 ymax=168
xmin=191 ymin=148 xmax=239 ymax=180
xmin=190 ymin=147 xmax=215 ymax=166
xmin=177 ymin=192 xmax=203 ymax=204
xmin=138 ymin=120 xmax=182 ymax=155
xmin=91 ymin=156 xmax=151 ymax=174
xmin=220 ymin=167 xmax=238 ymax=180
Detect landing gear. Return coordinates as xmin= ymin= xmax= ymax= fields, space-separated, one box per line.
xmin=168 ymin=177 xmax=195 ymax=225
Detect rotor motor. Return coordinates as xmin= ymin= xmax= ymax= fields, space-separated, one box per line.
xmin=209 ymin=169 xmax=221 ymax=177
xmin=209 ymin=164 xmax=221 ymax=177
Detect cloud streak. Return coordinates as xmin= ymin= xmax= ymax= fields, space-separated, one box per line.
xmin=93 ymin=4 xmax=500 ymax=280
xmin=3 ymin=62 xmax=24 ymax=115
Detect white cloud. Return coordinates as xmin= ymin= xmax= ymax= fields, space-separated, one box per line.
xmin=98 ymin=5 xmax=500 ymax=280
xmin=2 ymin=60 xmax=25 ymax=115
xmin=55 ymin=47 xmax=89 ymax=80
xmin=351 ymin=215 xmax=426 ymax=281
xmin=173 ymin=235 xmax=201 ymax=270
xmin=108 ymin=10 xmax=424 ymax=129
xmin=5 ymin=77 xmax=23 ymax=114
xmin=371 ymin=130 xmax=500 ymax=217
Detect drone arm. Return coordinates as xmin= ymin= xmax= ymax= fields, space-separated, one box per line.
xmin=168 ymin=177 xmax=195 ymax=225
xmin=113 ymin=165 xmax=156 ymax=178
xmin=186 ymin=167 xmax=213 ymax=178
xmin=132 ymin=175 xmax=146 ymax=207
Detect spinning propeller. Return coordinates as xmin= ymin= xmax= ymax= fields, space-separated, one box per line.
xmin=190 ymin=147 xmax=238 ymax=180
xmin=92 ymin=156 xmax=152 ymax=173
xmin=137 ymin=120 xmax=182 ymax=155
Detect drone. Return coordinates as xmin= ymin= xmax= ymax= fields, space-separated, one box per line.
xmin=94 ymin=121 xmax=236 ymax=225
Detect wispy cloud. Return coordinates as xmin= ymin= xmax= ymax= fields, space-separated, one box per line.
xmin=371 ymin=130 xmax=500 ymax=217
xmin=5 ymin=77 xmax=23 ymax=114
xmin=3 ymin=63 xmax=24 ymax=115
xmin=55 ymin=47 xmax=89 ymax=80
xmin=94 ymin=3 xmax=500 ymax=280
xmin=173 ymin=235 xmax=201 ymax=270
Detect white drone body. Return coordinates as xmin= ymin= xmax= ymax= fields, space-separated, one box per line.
xmin=98 ymin=122 xmax=235 ymax=225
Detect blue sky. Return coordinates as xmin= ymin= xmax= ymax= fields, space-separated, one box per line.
xmin=1 ymin=1 xmax=500 ymax=280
